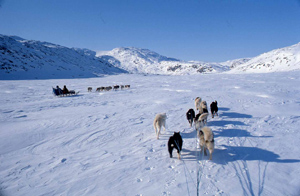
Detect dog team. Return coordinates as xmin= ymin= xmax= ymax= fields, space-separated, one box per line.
xmin=153 ymin=97 xmax=218 ymax=160
xmin=87 ymin=85 xmax=130 ymax=92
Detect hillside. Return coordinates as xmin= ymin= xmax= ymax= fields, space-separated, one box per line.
xmin=96 ymin=47 xmax=230 ymax=75
xmin=1 ymin=34 xmax=300 ymax=79
xmin=0 ymin=35 xmax=127 ymax=80
xmin=230 ymin=42 xmax=300 ymax=73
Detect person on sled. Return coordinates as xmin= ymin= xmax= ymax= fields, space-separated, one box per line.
xmin=63 ymin=85 xmax=69 ymax=94
xmin=56 ymin=86 xmax=63 ymax=95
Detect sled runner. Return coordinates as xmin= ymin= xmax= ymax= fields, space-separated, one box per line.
xmin=52 ymin=87 xmax=79 ymax=97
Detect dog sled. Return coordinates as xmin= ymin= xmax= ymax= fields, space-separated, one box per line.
xmin=52 ymin=87 xmax=79 ymax=97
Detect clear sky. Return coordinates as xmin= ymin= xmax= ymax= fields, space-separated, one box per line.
xmin=1 ymin=0 xmax=300 ymax=62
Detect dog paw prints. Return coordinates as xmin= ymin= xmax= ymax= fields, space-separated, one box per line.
xmin=136 ymin=178 xmax=143 ymax=182
xmin=168 ymin=165 xmax=175 ymax=169
xmin=145 ymin=167 xmax=154 ymax=171
xmin=145 ymin=156 xmax=150 ymax=160
xmin=162 ymin=191 xmax=171 ymax=196
xmin=61 ymin=158 xmax=67 ymax=163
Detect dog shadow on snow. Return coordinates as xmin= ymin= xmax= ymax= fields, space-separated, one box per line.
xmin=213 ymin=128 xmax=272 ymax=138
xmin=212 ymin=145 xmax=300 ymax=165
xmin=221 ymin=112 xmax=252 ymax=119
xmin=209 ymin=110 xmax=299 ymax=164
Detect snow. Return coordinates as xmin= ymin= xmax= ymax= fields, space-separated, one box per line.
xmin=2 ymin=34 xmax=300 ymax=80
xmin=230 ymin=43 xmax=300 ymax=73
xmin=1 ymin=71 xmax=300 ymax=196
xmin=96 ymin=47 xmax=230 ymax=75
xmin=0 ymin=34 xmax=126 ymax=80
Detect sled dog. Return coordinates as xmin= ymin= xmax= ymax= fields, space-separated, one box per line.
xmin=210 ymin=101 xmax=218 ymax=118
xmin=186 ymin=108 xmax=195 ymax=127
xmin=153 ymin=113 xmax=167 ymax=139
xmin=195 ymin=113 xmax=209 ymax=131
xmin=195 ymin=97 xmax=202 ymax=111
xmin=199 ymin=100 xmax=208 ymax=114
xmin=199 ymin=127 xmax=214 ymax=160
xmin=168 ymin=132 xmax=183 ymax=159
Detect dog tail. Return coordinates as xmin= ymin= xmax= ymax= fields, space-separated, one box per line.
xmin=198 ymin=113 xmax=209 ymax=121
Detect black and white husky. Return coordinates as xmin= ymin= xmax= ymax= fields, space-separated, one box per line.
xmin=198 ymin=127 xmax=214 ymax=160
xmin=153 ymin=113 xmax=167 ymax=139
xmin=168 ymin=132 xmax=183 ymax=159
xmin=186 ymin=108 xmax=195 ymax=127
xmin=210 ymin=101 xmax=218 ymax=118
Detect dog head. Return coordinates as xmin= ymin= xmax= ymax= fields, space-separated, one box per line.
xmin=161 ymin=113 xmax=167 ymax=119
xmin=173 ymin=131 xmax=181 ymax=137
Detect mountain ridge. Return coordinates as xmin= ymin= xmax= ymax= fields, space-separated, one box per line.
xmin=0 ymin=34 xmax=127 ymax=80
xmin=1 ymin=34 xmax=300 ymax=79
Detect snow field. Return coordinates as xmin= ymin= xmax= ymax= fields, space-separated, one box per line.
xmin=1 ymin=72 xmax=300 ymax=196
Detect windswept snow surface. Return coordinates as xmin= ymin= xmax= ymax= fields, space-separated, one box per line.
xmin=1 ymin=72 xmax=300 ymax=196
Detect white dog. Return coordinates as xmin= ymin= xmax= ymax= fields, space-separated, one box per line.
xmin=195 ymin=97 xmax=202 ymax=111
xmin=199 ymin=100 xmax=208 ymax=114
xmin=199 ymin=127 xmax=214 ymax=160
xmin=195 ymin=113 xmax=209 ymax=132
xmin=153 ymin=113 xmax=167 ymax=139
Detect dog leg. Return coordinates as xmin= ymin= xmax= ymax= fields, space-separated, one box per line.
xmin=204 ymin=147 xmax=207 ymax=156
xmin=157 ymin=127 xmax=161 ymax=139
xmin=154 ymin=124 xmax=157 ymax=136
xmin=168 ymin=146 xmax=173 ymax=158
xmin=209 ymin=147 xmax=214 ymax=160
xmin=200 ymin=145 xmax=204 ymax=154
xmin=189 ymin=119 xmax=192 ymax=127
xmin=177 ymin=152 xmax=181 ymax=160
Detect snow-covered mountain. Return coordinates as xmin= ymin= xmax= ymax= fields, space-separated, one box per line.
xmin=1 ymin=34 xmax=300 ymax=79
xmin=230 ymin=42 xmax=300 ymax=73
xmin=97 ymin=43 xmax=300 ymax=75
xmin=0 ymin=35 xmax=127 ymax=80
xmin=220 ymin=58 xmax=251 ymax=69
xmin=96 ymin=47 xmax=230 ymax=75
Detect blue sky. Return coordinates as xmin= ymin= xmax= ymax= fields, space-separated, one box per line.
xmin=0 ymin=0 xmax=300 ymax=62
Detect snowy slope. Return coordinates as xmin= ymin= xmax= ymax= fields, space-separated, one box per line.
xmin=96 ymin=47 xmax=230 ymax=75
xmin=0 ymin=35 xmax=127 ymax=80
xmin=230 ymin=43 xmax=300 ymax=73
xmin=220 ymin=58 xmax=251 ymax=69
xmin=1 ymin=71 xmax=300 ymax=196
xmin=2 ymin=34 xmax=300 ymax=79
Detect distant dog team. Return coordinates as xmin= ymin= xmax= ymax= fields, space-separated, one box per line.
xmin=88 ymin=85 xmax=130 ymax=92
